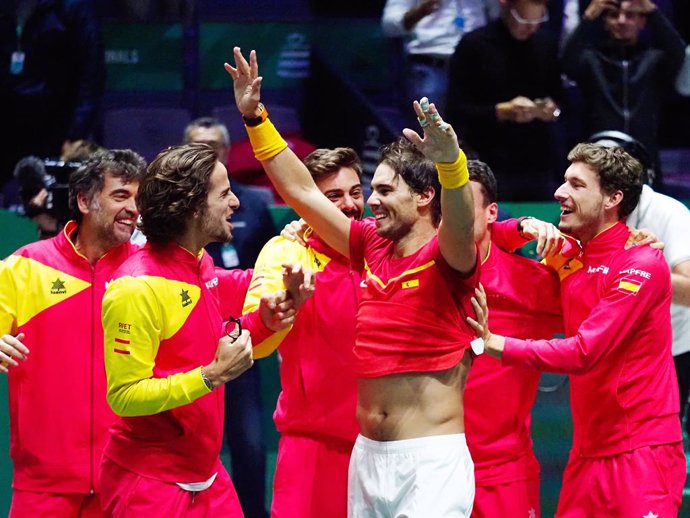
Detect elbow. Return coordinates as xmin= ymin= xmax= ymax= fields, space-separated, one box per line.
xmin=107 ymin=386 xmax=140 ymax=417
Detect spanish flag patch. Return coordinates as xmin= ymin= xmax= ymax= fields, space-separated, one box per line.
xmin=617 ymin=278 xmax=641 ymax=295
xmin=401 ymin=279 xmax=419 ymax=289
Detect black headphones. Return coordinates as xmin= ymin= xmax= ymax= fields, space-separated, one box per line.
xmin=586 ymin=130 xmax=654 ymax=184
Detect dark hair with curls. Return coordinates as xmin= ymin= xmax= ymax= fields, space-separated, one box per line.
xmin=303 ymin=147 xmax=363 ymax=180
xmin=69 ymin=149 xmax=146 ymax=223
xmin=137 ymin=143 xmax=218 ymax=245
xmin=567 ymin=143 xmax=643 ymax=220
xmin=378 ymin=137 xmax=441 ymax=227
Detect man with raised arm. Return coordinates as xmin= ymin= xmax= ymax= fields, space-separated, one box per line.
xmin=469 ymin=143 xmax=686 ymax=517
xmin=227 ymin=47 xmax=479 ymax=517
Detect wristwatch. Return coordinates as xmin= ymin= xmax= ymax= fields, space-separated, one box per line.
xmin=200 ymin=368 xmax=214 ymax=390
xmin=242 ymin=103 xmax=268 ymax=127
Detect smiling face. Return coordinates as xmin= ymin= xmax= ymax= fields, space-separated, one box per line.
xmin=80 ymin=172 xmax=139 ymax=249
xmin=367 ymin=163 xmax=420 ymax=241
xmin=603 ymin=0 xmax=647 ymax=45
xmin=554 ymin=162 xmax=613 ymax=243
xmin=199 ymin=161 xmax=240 ymax=245
xmin=315 ymin=166 xmax=364 ymax=220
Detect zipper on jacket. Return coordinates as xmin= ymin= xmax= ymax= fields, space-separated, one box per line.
xmin=89 ymin=265 xmax=96 ymax=494
xmin=622 ymin=59 xmax=630 ymax=133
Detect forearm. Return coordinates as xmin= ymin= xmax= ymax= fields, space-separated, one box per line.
xmin=246 ymin=120 xmax=351 ymax=257
xmin=437 ymin=151 xmax=477 ymax=273
xmin=645 ymin=10 xmax=686 ymax=70
xmin=106 ymin=367 xmax=209 ymax=417
xmin=671 ymin=272 xmax=690 ymax=306
xmin=381 ymin=0 xmax=413 ymax=36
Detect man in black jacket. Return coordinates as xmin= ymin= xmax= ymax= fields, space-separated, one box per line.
xmin=446 ymin=0 xmax=564 ymax=201
xmin=561 ymin=0 xmax=685 ymax=187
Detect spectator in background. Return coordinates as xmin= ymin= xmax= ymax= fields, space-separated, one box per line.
xmin=183 ymin=117 xmax=274 ymax=518
xmin=446 ymin=0 xmax=563 ymax=201
xmin=561 ymin=0 xmax=686 ymax=189
xmin=0 ymin=0 xmax=105 ymax=191
xmin=382 ymin=0 xmax=500 ymax=115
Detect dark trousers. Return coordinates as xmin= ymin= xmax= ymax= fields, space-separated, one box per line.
xmin=224 ymin=363 xmax=268 ymax=518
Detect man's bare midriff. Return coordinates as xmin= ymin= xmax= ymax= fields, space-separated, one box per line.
xmin=357 ymin=351 xmax=472 ymax=441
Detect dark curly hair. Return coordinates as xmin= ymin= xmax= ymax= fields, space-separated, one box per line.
xmin=567 ymin=143 xmax=643 ymax=220
xmin=137 ymin=143 xmax=218 ymax=245
xmin=378 ymin=137 xmax=441 ymax=227
xmin=68 ymin=149 xmax=146 ymax=223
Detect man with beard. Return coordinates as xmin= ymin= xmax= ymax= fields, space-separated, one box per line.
xmin=98 ymin=143 xmax=313 ymax=518
xmin=228 ymin=48 xmax=479 ymax=517
xmin=0 ymin=149 xmax=145 ymax=518
xmin=469 ymin=143 xmax=686 ymax=517
xmin=243 ymin=147 xmax=364 ymax=518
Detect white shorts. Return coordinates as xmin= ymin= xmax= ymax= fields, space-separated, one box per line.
xmin=348 ymin=433 xmax=474 ymax=518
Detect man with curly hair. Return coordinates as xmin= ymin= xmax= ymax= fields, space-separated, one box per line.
xmin=98 ymin=143 xmax=312 ymax=518
xmin=471 ymin=143 xmax=686 ymax=517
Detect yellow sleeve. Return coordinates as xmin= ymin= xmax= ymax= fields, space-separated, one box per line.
xmin=243 ymin=237 xmax=306 ymax=359
xmin=103 ymin=276 xmax=209 ymax=417
xmin=0 ymin=257 xmax=18 ymax=335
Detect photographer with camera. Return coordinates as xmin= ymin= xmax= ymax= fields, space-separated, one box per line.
xmin=11 ymin=140 xmax=106 ymax=239
xmin=561 ymin=0 xmax=686 ymax=188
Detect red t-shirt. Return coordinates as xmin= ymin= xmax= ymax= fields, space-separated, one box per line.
xmin=349 ymin=218 xmax=480 ymax=378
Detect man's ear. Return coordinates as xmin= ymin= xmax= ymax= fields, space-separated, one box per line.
xmin=416 ymin=187 xmax=435 ymax=209
xmin=605 ymin=190 xmax=624 ymax=211
xmin=76 ymin=191 xmax=90 ymax=216
xmin=486 ymin=202 xmax=499 ymax=225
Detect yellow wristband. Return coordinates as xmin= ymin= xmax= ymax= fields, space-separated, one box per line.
xmin=245 ymin=118 xmax=289 ymax=161
xmin=435 ymin=150 xmax=469 ymax=189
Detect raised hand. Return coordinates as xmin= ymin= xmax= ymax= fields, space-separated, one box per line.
xmin=402 ymin=97 xmax=460 ymax=164
xmin=224 ymin=47 xmax=263 ymax=118
xmin=282 ymin=263 xmax=315 ymax=311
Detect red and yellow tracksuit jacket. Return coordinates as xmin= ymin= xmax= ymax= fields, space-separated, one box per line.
xmin=243 ymin=231 xmax=360 ymax=443
xmin=101 ymin=242 xmax=254 ymax=483
xmin=0 ymin=221 xmax=136 ymax=493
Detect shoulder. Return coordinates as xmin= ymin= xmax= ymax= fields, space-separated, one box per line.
xmin=609 ymin=245 xmax=670 ymax=287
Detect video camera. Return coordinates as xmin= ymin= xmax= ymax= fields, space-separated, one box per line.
xmin=13 ymin=156 xmax=82 ymax=229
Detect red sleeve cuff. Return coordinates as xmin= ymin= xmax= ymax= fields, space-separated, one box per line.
xmin=240 ymin=310 xmax=274 ymax=346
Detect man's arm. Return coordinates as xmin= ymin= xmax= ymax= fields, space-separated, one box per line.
xmin=224 ymin=48 xmax=351 ymax=258
xmin=403 ymin=99 xmax=476 ymax=273
xmin=641 ymin=3 xmax=687 ymax=77
xmin=0 ymin=258 xmax=29 ymax=372
xmin=672 ymin=260 xmax=690 ymax=306
xmin=242 ymin=237 xmax=306 ymax=359
xmin=477 ymin=252 xmax=669 ymax=373
xmin=103 ymin=276 xmax=252 ymax=416
xmin=381 ymin=0 xmax=430 ymax=35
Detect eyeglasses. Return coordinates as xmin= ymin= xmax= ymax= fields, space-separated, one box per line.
xmin=510 ymin=7 xmax=549 ymax=25
xmin=225 ymin=316 xmax=242 ymax=343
